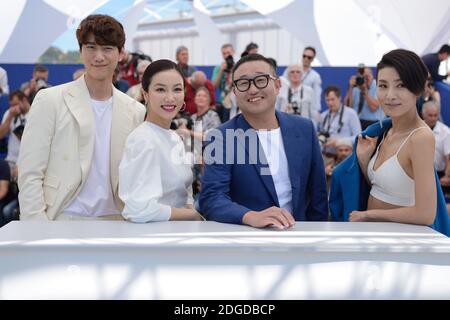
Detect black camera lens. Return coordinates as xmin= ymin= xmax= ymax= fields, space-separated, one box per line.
xmin=355 ymin=75 xmax=365 ymax=86
xmin=225 ymin=55 xmax=234 ymax=72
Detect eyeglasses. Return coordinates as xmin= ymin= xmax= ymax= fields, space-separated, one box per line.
xmin=303 ymin=54 xmax=314 ymax=60
xmin=233 ymin=74 xmax=278 ymax=92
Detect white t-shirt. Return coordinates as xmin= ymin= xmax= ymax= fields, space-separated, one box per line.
xmin=257 ymin=128 xmax=293 ymax=214
xmin=1 ymin=110 xmax=27 ymax=164
xmin=64 ymin=97 xmax=119 ymax=217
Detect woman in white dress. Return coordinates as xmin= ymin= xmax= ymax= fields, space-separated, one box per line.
xmin=119 ymin=59 xmax=203 ymax=222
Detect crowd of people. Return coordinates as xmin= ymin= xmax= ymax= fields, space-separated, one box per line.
xmin=0 ymin=14 xmax=449 ymax=235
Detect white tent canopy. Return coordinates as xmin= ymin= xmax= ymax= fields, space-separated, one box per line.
xmin=0 ymin=0 xmax=108 ymax=63
xmin=0 ymin=0 xmax=449 ymax=65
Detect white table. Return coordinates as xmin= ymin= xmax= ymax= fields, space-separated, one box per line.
xmin=0 ymin=221 xmax=449 ymax=299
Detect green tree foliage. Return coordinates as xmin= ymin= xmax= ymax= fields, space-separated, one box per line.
xmin=39 ymin=46 xmax=81 ymax=63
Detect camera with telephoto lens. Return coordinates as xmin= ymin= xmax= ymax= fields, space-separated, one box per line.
xmin=355 ymin=75 xmax=365 ymax=86
xmin=224 ymin=55 xmax=235 ymax=73
xmin=355 ymin=63 xmax=366 ymax=87
xmin=317 ymin=131 xmax=330 ymax=146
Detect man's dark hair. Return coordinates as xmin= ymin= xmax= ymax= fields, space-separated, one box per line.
xmin=33 ymin=64 xmax=48 ymax=73
xmin=245 ymin=42 xmax=258 ymax=52
xmin=325 ymin=86 xmax=341 ymax=98
xmin=9 ymin=90 xmax=26 ymax=101
xmin=376 ymin=49 xmax=428 ymax=95
xmin=267 ymin=57 xmax=278 ymax=70
xmin=76 ymin=14 xmax=125 ymax=51
xmin=232 ymin=54 xmax=277 ymax=81
xmin=304 ymin=46 xmax=316 ymax=56
xmin=141 ymin=59 xmax=185 ymax=93
xmin=438 ymin=44 xmax=450 ymax=54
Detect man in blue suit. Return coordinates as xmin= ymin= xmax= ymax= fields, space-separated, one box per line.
xmin=199 ymin=54 xmax=328 ymax=229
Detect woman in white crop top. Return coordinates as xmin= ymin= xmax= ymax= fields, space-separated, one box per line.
xmin=351 ymin=49 xmax=437 ymax=226
xmin=119 ymin=60 xmax=203 ymax=223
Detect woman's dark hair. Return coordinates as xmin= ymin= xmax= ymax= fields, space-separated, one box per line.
xmin=376 ymin=49 xmax=428 ymax=95
xmin=141 ymin=59 xmax=185 ymax=92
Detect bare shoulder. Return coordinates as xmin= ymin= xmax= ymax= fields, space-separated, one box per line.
xmin=408 ymin=127 xmax=435 ymax=157
xmin=410 ymin=126 xmax=435 ymax=145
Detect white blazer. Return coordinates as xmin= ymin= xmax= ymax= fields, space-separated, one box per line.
xmin=18 ymin=76 xmax=146 ymax=220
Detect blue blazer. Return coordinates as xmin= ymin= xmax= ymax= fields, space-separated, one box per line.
xmin=199 ymin=111 xmax=328 ymax=224
xmin=329 ymin=118 xmax=450 ymax=237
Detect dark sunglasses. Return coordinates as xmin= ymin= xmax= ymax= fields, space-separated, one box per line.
xmin=303 ymin=54 xmax=314 ymax=60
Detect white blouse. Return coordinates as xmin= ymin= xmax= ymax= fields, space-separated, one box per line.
xmin=119 ymin=122 xmax=194 ymax=223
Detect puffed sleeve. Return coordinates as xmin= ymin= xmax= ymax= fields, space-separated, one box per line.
xmin=119 ymin=134 xmax=171 ymax=223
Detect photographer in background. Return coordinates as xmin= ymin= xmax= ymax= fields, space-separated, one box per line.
xmin=118 ymin=50 xmax=152 ymax=87
xmin=0 ymin=90 xmax=30 ymax=218
xmin=318 ymin=86 xmax=361 ymax=166
xmin=278 ymin=64 xmax=318 ymax=127
xmin=344 ymin=64 xmax=383 ymax=130
xmin=212 ymin=43 xmax=235 ymax=122
xmin=20 ymin=64 xmax=51 ymax=103
xmin=416 ymin=76 xmax=441 ymax=117
xmin=324 ymin=138 xmax=353 ymax=190
xmin=176 ymin=45 xmax=196 ymax=78
xmin=421 ymin=44 xmax=450 ymax=83
xmin=0 ymin=91 xmax=30 ymax=167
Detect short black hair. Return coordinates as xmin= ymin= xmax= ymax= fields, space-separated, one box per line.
xmin=304 ymin=46 xmax=316 ymax=56
xmin=232 ymin=54 xmax=277 ymax=81
xmin=267 ymin=57 xmax=278 ymax=70
xmin=245 ymin=42 xmax=258 ymax=51
xmin=376 ymin=49 xmax=428 ymax=96
xmin=438 ymin=44 xmax=450 ymax=54
xmin=141 ymin=59 xmax=185 ymax=93
xmin=9 ymin=90 xmax=26 ymax=101
xmin=325 ymin=86 xmax=341 ymax=98
xmin=33 ymin=64 xmax=48 ymax=73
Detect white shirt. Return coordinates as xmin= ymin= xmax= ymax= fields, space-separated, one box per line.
xmin=2 ymin=110 xmax=27 ymax=164
xmin=432 ymin=121 xmax=450 ymax=171
xmin=278 ymin=84 xmax=318 ymax=126
xmin=301 ymin=68 xmax=322 ymax=112
xmin=0 ymin=67 xmax=9 ymax=96
xmin=119 ymin=122 xmax=194 ymax=223
xmin=64 ymin=98 xmax=118 ymax=217
xmin=257 ymin=128 xmax=293 ymax=214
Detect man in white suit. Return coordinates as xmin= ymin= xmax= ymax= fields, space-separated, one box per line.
xmin=18 ymin=15 xmax=146 ymax=220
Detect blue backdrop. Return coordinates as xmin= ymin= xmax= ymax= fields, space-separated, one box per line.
xmin=1 ymin=63 xmax=449 ymax=126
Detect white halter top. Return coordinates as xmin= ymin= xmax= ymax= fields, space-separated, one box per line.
xmin=367 ymin=126 xmax=428 ymax=206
